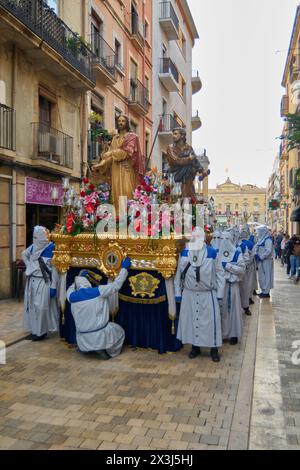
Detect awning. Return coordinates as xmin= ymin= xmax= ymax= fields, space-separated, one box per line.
xmin=290 ymin=206 xmax=300 ymax=222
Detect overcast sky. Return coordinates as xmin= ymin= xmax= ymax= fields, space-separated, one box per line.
xmin=189 ymin=0 xmax=299 ymax=188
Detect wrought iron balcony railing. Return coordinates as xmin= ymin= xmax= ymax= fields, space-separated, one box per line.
xmin=0 ymin=0 xmax=94 ymax=83
xmin=159 ymin=58 xmax=179 ymax=83
xmin=32 ymin=122 xmax=73 ymax=169
xmin=0 ymin=103 xmax=16 ymax=151
xmin=129 ymin=79 xmax=150 ymax=112
xmin=90 ymin=32 xmax=116 ymax=79
xmin=159 ymin=1 xmax=179 ymax=31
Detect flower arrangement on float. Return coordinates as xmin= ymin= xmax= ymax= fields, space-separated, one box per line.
xmin=57 ymin=168 xmax=208 ymax=238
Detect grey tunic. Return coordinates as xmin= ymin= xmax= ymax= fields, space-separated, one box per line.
xmin=67 ymin=269 xmax=127 ymax=357
xmin=22 ymin=243 xmax=59 ymax=336
xmin=220 ymin=251 xmax=246 ymax=340
xmin=255 ymin=238 xmax=274 ymax=294
xmin=175 ymin=247 xmax=225 ymax=348
xmin=237 ymin=243 xmax=252 ymax=309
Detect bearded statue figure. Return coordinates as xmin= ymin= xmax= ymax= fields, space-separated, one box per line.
xmin=167 ymin=128 xmax=209 ymax=199
xmin=92 ymin=115 xmax=144 ymax=211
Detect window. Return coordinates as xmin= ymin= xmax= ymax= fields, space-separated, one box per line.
xmin=226 ymin=204 xmax=231 ymax=215
xmin=39 ymin=95 xmax=52 ymax=126
xmin=177 ymin=27 xmax=186 ymax=58
xmin=162 ymin=99 xmax=167 ymax=116
xmin=173 ymin=112 xmax=184 ymax=128
xmin=91 ymin=13 xmax=103 ymax=56
xmin=46 ymin=0 xmax=58 ymax=14
xmin=91 ymin=95 xmax=105 ymax=128
xmin=178 ymin=74 xmax=186 ymax=100
xmin=162 ymin=43 xmax=167 ymax=58
xmin=115 ymin=38 xmax=122 ymax=69
xmin=130 ymin=59 xmax=138 ymax=80
xmin=235 ymin=204 xmax=239 ymax=211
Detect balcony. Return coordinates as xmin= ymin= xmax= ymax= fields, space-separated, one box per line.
xmin=32 ymin=122 xmax=73 ymax=171
xmin=0 ymin=0 xmax=95 ymax=89
xmin=158 ymin=114 xmax=180 ymax=143
xmin=281 ymin=95 xmax=289 ymax=117
xmin=192 ymin=110 xmax=202 ymax=131
xmin=159 ymin=1 xmax=179 ymax=40
xmin=128 ymin=79 xmax=150 ymax=116
xmin=0 ymin=103 xmax=16 ymax=152
xmin=158 ymin=58 xmax=179 ymax=92
xmin=90 ymin=32 xmax=116 ymax=85
xmin=192 ymin=70 xmax=202 ymax=94
xmin=131 ymin=11 xmax=144 ymax=50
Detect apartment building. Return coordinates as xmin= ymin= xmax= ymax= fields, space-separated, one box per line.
xmin=280 ymin=5 xmax=300 ymax=235
xmin=0 ymin=0 xmax=95 ymax=298
xmin=151 ymin=0 xmax=200 ymax=171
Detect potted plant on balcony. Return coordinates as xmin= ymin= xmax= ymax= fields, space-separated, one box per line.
xmin=66 ymin=33 xmax=91 ymax=59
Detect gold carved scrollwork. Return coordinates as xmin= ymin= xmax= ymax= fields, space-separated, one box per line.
xmin=129 ymin=272 xmax=160 ymax=298
xmin=50 ymin=234 xmax=181 ymax=279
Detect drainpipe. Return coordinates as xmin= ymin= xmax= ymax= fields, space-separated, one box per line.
xmin=142 ymin=0 xmax=146 ymax=158
xmin=11 ymin=45 xmax=17 ymax=265
xmin=80 ymin=0 xmax=88 ymax=178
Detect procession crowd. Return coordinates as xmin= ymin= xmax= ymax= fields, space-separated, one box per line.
xmin=20 ymin=223 xmax=277 ymax=364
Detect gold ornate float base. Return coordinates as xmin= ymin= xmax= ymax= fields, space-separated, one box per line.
xmin=51 ymin=234 xmax=183 ymax=279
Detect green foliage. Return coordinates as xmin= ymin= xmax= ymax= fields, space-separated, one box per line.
xmin=281 ymin=113 xmax=300 ymax=151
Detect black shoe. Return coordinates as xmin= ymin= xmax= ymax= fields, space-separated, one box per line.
xmin=95 ymin=350 xmax=111 ymax=360
xmin=258 ymin=293 xmax=270 ymax=299
xmin=244 ymin=308 xmax=252 ymax=316
xmin=25 ymin=334 xmax=36 ymax=341
xmin=210 ymin=348 xmax=220 ymax=362
xmin=253 ymin=290 xmax=258 ymax=296
xmin=249 ymin=298 xmax=255 ymax=305
xmin=189 ymin=346 xmax=201 ymax=359
xmin=229 ymin=337 xmax=238 ymax=345
xmin=32 ymin=333 xmax=47 ymax=342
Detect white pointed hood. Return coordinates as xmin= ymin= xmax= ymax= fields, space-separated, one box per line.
xmin=218 ymin=231 xmax=237 ymax=263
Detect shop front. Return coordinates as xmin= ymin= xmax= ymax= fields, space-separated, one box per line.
xmin=25 ymin=177 xmax=63 ymax=246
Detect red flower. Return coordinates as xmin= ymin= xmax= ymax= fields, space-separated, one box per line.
xmin=134 ymin=219 xmax=142 ymax=233
xmin=165 ymin=187 xmax=171 ymax=195
xmin=80 ymin=191 xmax=86 ymax=197
xmin=82 ymin=178 xmax=89 ymax=184
xmin=85 ymin=203 xmax=95 ymax=214
xmin=135 ymin=211 xmax=141 ymax=218
xmin=66 ymin=213 xmax=75 ymax=234
xmin=88 ymin=184 xmax=95 ymax=191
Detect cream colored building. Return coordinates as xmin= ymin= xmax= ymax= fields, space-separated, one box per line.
xmin=209 ymin=178 xmax=267 ymax=228
xmin=0 ymin=0 xmax=94 ymax=298
xmin=280 ymin=4 xmax=300 ymax=235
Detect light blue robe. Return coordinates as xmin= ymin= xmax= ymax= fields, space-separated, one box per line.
xmin=67 ymin=269 xmax=127 ymax=357
xmin=175 ymin=246 xmax=225 ymax=348
xmin=255 ymin=237 xmax=274 ymax=294
xmin=22 ymin=242 xmax=59 ymax=336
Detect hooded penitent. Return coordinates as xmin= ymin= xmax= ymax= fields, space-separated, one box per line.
xmin=219 ymin=231 xmax=237 ymax=264
xmin=256 ymin=225 xmax=270 ymax=244
xmin=211 ymin=231 xmax=222 ymax=250
xmin=187 ymin=227 xmax=206 ymax=266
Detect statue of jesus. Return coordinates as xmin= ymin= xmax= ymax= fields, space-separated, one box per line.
xmin=92 ymin=115 xmax=144 ymax=211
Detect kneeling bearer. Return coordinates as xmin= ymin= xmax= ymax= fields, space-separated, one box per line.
xmin=67 ymin=258 xmax=131 ymax=359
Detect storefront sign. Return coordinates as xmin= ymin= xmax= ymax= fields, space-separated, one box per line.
xmin=25 ymin=177 xmax=64 ymax=206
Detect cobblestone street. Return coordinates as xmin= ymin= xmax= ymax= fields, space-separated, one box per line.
xmin=0 ymin=263 xmax=299 ymax=451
